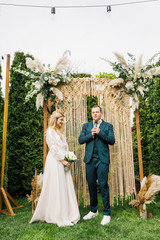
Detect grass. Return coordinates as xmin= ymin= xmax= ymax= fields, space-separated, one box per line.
xmin=0 ymin=195 xmax=160 ymax=240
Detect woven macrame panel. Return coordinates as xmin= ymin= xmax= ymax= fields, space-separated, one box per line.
xmin=57 ymin=78 xmax=136 ymax=206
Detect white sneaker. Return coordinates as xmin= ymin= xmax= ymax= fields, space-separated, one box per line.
xmin=101 ymin=215 xmax=111 ymax=225
xmin=83 ymin=210 xmax=98 ymax=220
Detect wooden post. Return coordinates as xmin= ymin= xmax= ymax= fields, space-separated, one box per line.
xmin=0 ymin=54 xmax=23 ymax=216
xmin=48 ymin=99 xmax=53 ymax=119
xmin=135 ymin=109 xmax=143 ymax=182
xmin=43 ymin=103 xmax=48 ymax=171
xmin=1 ymin=54 xmax=10 ymax=189
xmin=43 ymin=100 xmax=54 ymax=171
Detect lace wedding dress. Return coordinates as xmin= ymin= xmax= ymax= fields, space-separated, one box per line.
xmin=30 ymin=127 xmax=80 ymax=226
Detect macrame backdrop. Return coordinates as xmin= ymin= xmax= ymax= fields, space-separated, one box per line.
xmin=57 ymin=78 xmax=136 ymax=206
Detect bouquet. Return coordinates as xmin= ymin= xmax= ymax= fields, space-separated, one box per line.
xmin=64 ymin=151 xmax=77 ymax=172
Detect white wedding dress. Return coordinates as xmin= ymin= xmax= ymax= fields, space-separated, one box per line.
xmin=30 ymin=127 xmax=80 ymax=226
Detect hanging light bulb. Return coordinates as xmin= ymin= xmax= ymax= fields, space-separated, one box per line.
xmin=107 ymin=5 xmax=111 ymax=13
xmin=51 ymin=7 xmax=56 ymax=14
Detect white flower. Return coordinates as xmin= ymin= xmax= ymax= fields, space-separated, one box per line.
xmin=44 ymin=77 xmax=48 ymax=81
xmin=33 ymin=81 xmax=43 ymax=91
xmin=128 ymin=70 xmax=132 ymax=75
xmin=109 ymin=78 xmax=124 ymax=87
xmin=52 ymin=78 xmax=60 ymax=86
xmin=30 ymin=74 xmax=36 ymax=79
xmin=35 ymin=68 xmax=40 ymax=73
xmin=26 ymin=58 xmax=36 ymax=71
xmin=25 ymin=72 xmax=30 ymax=76
xmin=48 ymin=79 xmax=54 ymax=84
xmin=137 ymin=86 xmax=145 ymax=97
xmin=137 ymin=73 xmax=141 ymax=78
xmin=69 ymin=152 xmax=77 ymax=160
xmin=64 ymin=151 xmax=77 ymax=172
xmin=125 ymin=81 xmax=134 ymax=90
xmin=65 ymin=151 xmax=77 ymax=161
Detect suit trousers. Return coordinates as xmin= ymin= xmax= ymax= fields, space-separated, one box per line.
xmin=86 ymin=157 xmax=111 ymax=216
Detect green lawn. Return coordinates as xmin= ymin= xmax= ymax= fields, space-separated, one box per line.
xmin=0 ymin=195 xmax=160 ymax=240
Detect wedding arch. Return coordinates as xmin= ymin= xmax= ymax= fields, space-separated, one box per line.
xmin=46 ymin=77 xmax=136 ymax=206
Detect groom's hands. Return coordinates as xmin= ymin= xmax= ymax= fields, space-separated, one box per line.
xmin=91 ymin=127 xmax=100 ymax=136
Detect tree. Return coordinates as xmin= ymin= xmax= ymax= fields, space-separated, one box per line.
xmin=7 ymin=52 xmax=44 ymax=196
xmin=146 ymin=75 xmax=160 ymax=174
xmin=133 ymin=72 xmax=160 ymax=177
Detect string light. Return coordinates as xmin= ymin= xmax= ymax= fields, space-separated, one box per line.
xmin=0 ymin=0 xmax=159 ymax=14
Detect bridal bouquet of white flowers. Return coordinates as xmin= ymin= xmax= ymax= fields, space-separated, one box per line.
xmin=64 ymin=151 xmax=77 ymax=172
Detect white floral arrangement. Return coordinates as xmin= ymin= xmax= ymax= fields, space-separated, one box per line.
xmin=64 ymin=151 xmax=77 ymax=172
xmin=105 ymin=52 xmax=160 ymax=111
xmin=13 ymin=51 xmax=71 ymax=110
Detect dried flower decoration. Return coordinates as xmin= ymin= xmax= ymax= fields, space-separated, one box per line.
xmin=105 ymin=52 xmax=160 ymax=110
xmin=13 ymin=51 xmax=71 ymax=110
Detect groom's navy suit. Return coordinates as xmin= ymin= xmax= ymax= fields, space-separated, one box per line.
xmin=78 ymin=120 xmax=115 ymax=215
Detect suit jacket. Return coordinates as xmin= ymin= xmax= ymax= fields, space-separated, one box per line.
xmin=78 ymin=120 xmax=115 ymax=164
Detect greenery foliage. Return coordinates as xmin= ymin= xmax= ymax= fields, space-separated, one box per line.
xmin=133 ymin=72 xmax=160 ymax=177
xmin=7 ymin=52 xmax=44 ymax=196
xmin=96 ymin=72 xmax=116 ymax=79
xmin=0 ymin=195 xmax=160 ymax=240
xmin=71 ymin=73 xmax=92 ymax=78
xmin=87 ymin=96 xmax=98 ymax=122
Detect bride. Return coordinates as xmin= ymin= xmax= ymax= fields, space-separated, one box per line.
xmin=30 ymin=111 xmax=80 ymax=226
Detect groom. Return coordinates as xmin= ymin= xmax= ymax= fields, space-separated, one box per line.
xmin=78 ymin=105 xmax=115 ymax=225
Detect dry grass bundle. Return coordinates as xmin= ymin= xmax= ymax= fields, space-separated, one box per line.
xmin=134 ymin=54 xmax=143 ymax=78
xmin=129 ymin=174 xmax=160 ymax=219
xmin=53 ymin=53 xmax=69 ymax=76
xmin=113 ymin=52 xmax=128 ymax=68
xmin=26 ymin=169 xmax=43 ymax=213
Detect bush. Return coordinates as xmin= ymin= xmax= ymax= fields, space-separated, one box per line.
xmin=133 ymin=73 xmax=160 ymax=177
xmin=7 ymin=52 xmax=44 ymax=196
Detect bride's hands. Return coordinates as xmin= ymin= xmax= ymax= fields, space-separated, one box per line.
xmin=61 ymin=160 xmax=72 ymax=168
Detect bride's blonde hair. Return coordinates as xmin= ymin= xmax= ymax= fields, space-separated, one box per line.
xmin=48 ymin=111 xmax=65 ymax=138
